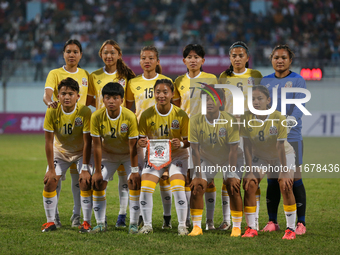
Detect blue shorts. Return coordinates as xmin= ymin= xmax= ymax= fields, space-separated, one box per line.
xmin=288 ymin=140 xmax=303 ymax=165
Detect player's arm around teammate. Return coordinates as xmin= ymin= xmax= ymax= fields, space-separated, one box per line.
xmin=137 ymin=79 xmax=189 ymax=235
xmin=241 ymin=85 xmax=297 ymax=240
xmin=41 ymin=78 xmax=92 ymax=233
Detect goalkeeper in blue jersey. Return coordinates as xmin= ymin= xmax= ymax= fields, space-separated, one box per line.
xmin=260 ymin=44 xmax=307 ymax=235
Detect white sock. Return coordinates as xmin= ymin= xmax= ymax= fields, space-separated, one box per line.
xmin=54 ymin=179 xmax=62 ymax=216
xmin=284 ymin=204 xmax=297 ymax=230
xmin=185 ymin=186 xmax=191 ymax=220
xmin=244 ymin=206 xmax=256 ymax=229
xmin=81 ymin=190 xmax=92 ymax=225
xmin=191 ymin=209 xmax=203 ymax=228
xmin=205 ymin=186 xmax=216 ymax=222
xmin=222 ymin=184 xmax=230 ymax=224
xmin=43 ymin=190 xmax=57 ymax=222
xmin=255 ymin=186 xmax=261 ymax=225
xmin=171 ymin=179 xmax=187 ymax=227
xmin=93 ymin=190 xmax=106 ymax=224
xmin=140 ymin=180 xmax=156 ymax=227
xmin=129 ymin=190 xmax=141 ymax=225
xmin=70 ymin=168 xmax=81 ymax=215
xmin=159 ymin=178 xmax=172 ymax=216
xmin=118 ymin=166 xmax=128 ymax=215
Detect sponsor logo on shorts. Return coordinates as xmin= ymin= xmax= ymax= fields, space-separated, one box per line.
xmin=82 ymin=78 xmax=88 ymax=87
xmin=120 ymin=123 xmax=128 ymax=133
xmin=269 ymin=126 xmax=278 ymax=135
xmin=75 ymin=117 xmax=83 ymax=127
xmin=171 ymin=120 xmax=180 ymax=129
xmin=219 ymin=127 xmax=227 ymax=137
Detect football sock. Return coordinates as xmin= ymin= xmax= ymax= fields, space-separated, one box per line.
xmin=159 ymin=178 xmax=172 ymax=217
xmin=231 ymin=210 xmax=242 ymax=229
xmin=205 ymin=186 xmax=216 ymax=222
xmin=70 ymin=166 xmax=81 ymax=215
xmin=54 ymin=179 xmax=62 ymax=216
xmin=185 ymin=186 xmax=191 ymax=221
xmin=117 ymin=165 xmax=128 ymax=215
xmin=171 ymin=179 xmax=187 ymax=227
xmin=284 ymin=204 xmax=297 ymax=231
xmin=244 ymin=206 xmax=256 ymax=229
xmin=80 ymin=190 xmax=92 ymax=225
xmin=43 ymin=190 xmax=57 ymax=223
xmin=129 ymin=189 xmax=141 ymax=225
xmin=221 ymin=184 xmax=231 ymax=224
xmin=255 ymin=186 xmax=261 ymax=224
xmin=140 ymin=180 xmax=156 ymax=227
xmin=93 ymin=190 xmax=106 ymax=224
xmin=191 ymin=209 xmax=203 ymax=228
xmin=266 ymin=179 xmax=280 ymax=223
xmin=293 ymin=179 xmax=306 ymax=225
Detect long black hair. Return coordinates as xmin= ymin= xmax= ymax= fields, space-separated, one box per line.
xmin=225 ymin=41 xmax=249 ymax=76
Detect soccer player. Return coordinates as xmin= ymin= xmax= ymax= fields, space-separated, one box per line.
xmin=174 ymin=44 xmax=218 ymax=230
xmin=219 ymin=41 xmax=263 ymax=231
xmin=188 ymin=87 xmax=243 ymax=237
xmin=126 ymin=46 xmax=177 ymax=229
xmin=87 ymin=40 xmax=136 ymax=228
xmin=43 ymin=39 xmax=90 ymax=228
xmin=241 ymin=85 xmax=297 ymax=240
xmin=260 ymin=45 xmax=307 ymax=235
xmin=138 ymin=79 xmax=189 ymax=235
xmin=41 ymin=77 xmax=92 ymax=232
xmin=90 ymin=82 xmax=139 ymax=233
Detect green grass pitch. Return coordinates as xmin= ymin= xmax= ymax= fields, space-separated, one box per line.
xmin=0 ymin=135 xmax=339 ymax=254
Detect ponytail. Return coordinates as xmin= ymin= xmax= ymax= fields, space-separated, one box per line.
xmin=116 ymin=58 xmax=136 ymax=82
xmin=156 ymin=64 xmax=162 ymax=74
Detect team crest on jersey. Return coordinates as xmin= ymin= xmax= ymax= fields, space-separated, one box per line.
xmin=118 ymin=79 xmax=126 ymax=87
xmin=269 ymin=126 xmax=278 ymax=135
xmin=82 ymin=78 xmax=88 ymax=87
xmin=171 ymin=120 xmax=180 ymax=129
xmin=219 ymin=128 xmax=227 ymax=137
xmin=285 ymin=81 xmax=293 ymax=88
xmin=120 ymin=123 xmax=128 ymax=133
xmin=74 ymin=117 xmax=83 ymax=127
xmin=248 ymin=77 xmax=254 ymax=86
xmin=155 ymin=146 xmax=165 ymax=157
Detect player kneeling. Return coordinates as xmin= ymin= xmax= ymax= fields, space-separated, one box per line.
xmin=188 ymin=86 xmax=244 ymax=237
xmin=41 ymin=78 xmax=92 ymax=232
xmin=241 ymin=85 xmax=297 ymax=240
xmin=90 ymin=82 xmax=139 ymax=233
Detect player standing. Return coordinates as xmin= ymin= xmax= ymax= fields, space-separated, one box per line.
xmin=41 ymin=78 xmax=92 ymax=232
xmin=43 ymin=39 xmax=90 ymax=228
xmin=174 ymin=44 xmax=218 ymax=230
xmin=87 ymin=40 xmax=136 ymax=228
xmin=138 ymin=79 xmax=189 ymax=235
xmin=260 ymin=45 xmax=307 ymax=235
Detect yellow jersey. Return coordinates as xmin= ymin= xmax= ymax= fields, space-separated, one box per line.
xmin=240 ymin=110 xmax=294 ymax=161
xmin=43 ymin=103 xmax=91 ymax=162
xmin=139 ymin=104 xmax=188 ymax=158
xmin=219 ymin=68 xmax=262 ymax=113
xmin=90 ymin=106 xmax=139 ymax=156
xmin=45 ymin=66 xmax=90 ymax=106
xmin=88 ymin=67 xmax=128 ymax=110
xmin=126 ymin=74 xmax=177 ymax=120
xmin=174 ymin=72 xmax=218 ymax=117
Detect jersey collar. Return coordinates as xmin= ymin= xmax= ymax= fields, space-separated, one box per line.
xmin=205 ymin=111 xmax=220 ymax=126
xmin=63 ymin=65 xmax=79 ymax=74
xmin=155 ymin=104 xmax=173 ymax=117
xmin=186 ymin=72 xmax=202 ymax=79
xmin=106 ymin=106 xmax=122 ymax=121
xmin=142 ymin=73 xmax=159 ymax=80
xmin=254 ymin=113 xmax=270 ymax=123
xmin=103 ymin=66 xmax=117 ymax=75
xmin=61 ymin=103 xmax=77 ymax=115
xmin=233 ymin=68 xmax=247 ymax=76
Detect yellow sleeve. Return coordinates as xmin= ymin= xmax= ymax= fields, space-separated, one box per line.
xmin=278 ymin=115 xmax=288 ymax=140
xmin=138 ymin=113 xmax=147 ymax=137
xmin=228 ymin=115 xmax=240 ymax=143
xmin=126 ymin=80 xmax=134 ymax=102
xmin=43 ymin=108 xmax=54 ymax=132
xmin=45 ymin=70 xmax=57 ymax=91
xmin=189 ymin=117 xmax=198 ymax=143
xmin=239 ymin=115 xmax=247 ymax=138
xmin=90 ymin=113 xmax=100 ymax=137
xmin=83 ymin=108 xmax=92 ymax=133
xmin=88 ymin=73 xmax=95 ymax=96
xmin=181 ymin=112 xmax=189 ymax=138
xmin=128 ymin=114 xmax=139 ymax=138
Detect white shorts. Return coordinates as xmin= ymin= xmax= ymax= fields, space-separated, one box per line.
xmin=101 ymin=154 xmax=131 ymax=182
xmin=46 ymin=156 xmax=87 ymax=177
xmin=141 ymin=156 xmax=188 ymax=179
xmin=188 ymin=147 xmax=194 ymax=170
xmin=251 ymin=153 xmax=296 ymax=179
xmin=192 ymin=155 xmax=245 ymax=183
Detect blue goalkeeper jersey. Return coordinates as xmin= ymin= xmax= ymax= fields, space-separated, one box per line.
xmin=260 ymin=71 xmax=307 ymax=141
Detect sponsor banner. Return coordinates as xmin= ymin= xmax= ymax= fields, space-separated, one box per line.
xmin=0 ymin=113 xmax=45 ymax=134
xmin=302 ymin=111 xmax=340 ymax=137
xmin=123 ymin=55 xmax=231 ymax=75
